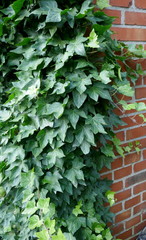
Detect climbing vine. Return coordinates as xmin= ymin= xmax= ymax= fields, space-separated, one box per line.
xmin=0 ymin=0 xmax=145 ymax=239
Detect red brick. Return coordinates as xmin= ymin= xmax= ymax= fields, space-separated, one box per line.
xmin=134 ymin=202 xmax=146 ymax=215
xmin=142 ymin=211 xmax=146 ymax=220
xmin=117 ymin=229 xmax=132 ymax=239
xmin=126 ymin=215 xmax=141 ymax=229
xmin=111 ymin=181 xmax=123 ymax=192
xmin=112 ymin=27 xmax=146 ymax=41
xmin=125 ymin=12 xmax=146 ymax=26
xmin=114 ymin=166 xmax=132 ymax=180
xmin=124 ymin=152 xmax=140 ymax=165
xmin=101 ymin=172 xmax=113 ymax=180
xmin=111 ymin=158 xmax=123 ymax=169
xmin=115 ymin=189 xmax=131 ymax=202
xmin=134 ymin=182 xmax=146 ymax=194
xmin=116 ymin=209 xmax=131 ymax=223
xmin=116 ymin=131 xmax=125 ymax=141
xmin=143 ymin=76 xmax=146 ymax=85
xmin=103 ymin=9 xmax=121 ymax=24
xmin=112 ymin=223 xmax=124 ymax=235
xmin=143 ymin=192 xmax=146 ymax=201
xmin=126 ymin=126 xmax=146 ymax=140
xmin=136 ymin=87 xmax=146 ymax=99
xmin=125 ymin=195 xmax=141 ymax=209
xmin=143 ymin=149 xmax=146 ymax=159
xmin=111 ymin=203 xmax=122 ymax=214
xmin=126 ymin=171 xmax=146 ymax=187
xmin=135 ymin=0 xmax=146 ymax=9
xmin=134 ymin=160 xmax=146 ymax=172
xmin=134 ymin=221 xmax=146 ymax=234
xmin=129 ymin=235 xmax=138 ymax=240
xmin=110 ymin=0 xmax=132 ymax=7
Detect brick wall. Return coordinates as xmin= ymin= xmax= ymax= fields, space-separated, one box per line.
xmin=100 ymin=1 xmax=146 ymax=239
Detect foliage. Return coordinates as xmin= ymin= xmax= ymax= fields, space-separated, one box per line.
xmin=0 ymin=0 xmax=145 ymax=239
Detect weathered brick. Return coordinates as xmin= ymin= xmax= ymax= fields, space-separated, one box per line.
xmin=112 ymin=27 xmax=146 ymax=41
xmin=135 ymin=0 xmax=146 ymax=9
xmin=110 ymin=0 xmax=132 ymax=7
xmin=114 ymin=166 xmax=132 ymax=180
xmin=134 ymin=182 xmax=146 ymax=195
xmin=111 ymin=181 xmax=123 ymax=192
xmin=126 ymin=215 xmax=141 ymax=229
xmin=112 ymin=223 xmax=124 ymax=235
xmin=134 ymin=160 xmax=146 ymax=172
xmin=111 ymin=203 xmax=122 ymax=213
xmin=117 ymin=229 xmax=132 ymax=239
xmin=124 ymin=152 xmax=140 ymax=165
xmin=115 ymin=209 xmax=131 ymax=223
xmin=134 ymin=221 xmax=146 ymax=234
xmin=134 ymin=202 xmax=146 ymax=215
xmin=125 ymin=195 xmax=141 ymax=209
xmin=125 ymin=171 xmax=146 ymax=187
xmin=115 ymin=189 xmax=131 ymax=202
xmin=126 ymin=126 xmax=146 ymax=140
xmin=125 ymin=12 xmax=146 ymax=26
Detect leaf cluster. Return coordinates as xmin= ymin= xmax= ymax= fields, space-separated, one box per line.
xmin=0 ymin=0 xmax=145 ymax=239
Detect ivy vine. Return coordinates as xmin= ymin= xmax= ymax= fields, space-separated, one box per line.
xmin=0 ymin=0 xmax=145 ymax=239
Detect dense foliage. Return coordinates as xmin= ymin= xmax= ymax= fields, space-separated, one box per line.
xmin=0 ymin=0 xmax=145 ymax=239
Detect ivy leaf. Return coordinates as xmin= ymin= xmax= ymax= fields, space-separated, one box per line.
xmin=52 ymin=229 xmax=66 ymax=240
xmin=37 ymin=198 xmax=50 ymax=214
xmin=73 ymin=91 xmax=87 ymax=108
xmin=29 ymin=215 xmax=42 ymax=230
xmin=68 ymin=110 xmax=80 ymax=129
xmin=36 ymin=229 xmax=50 ymax=240
xmin=64 ymin=233 xmax=76 ymax=240
xmin=44 ymin=149 xmax=65 ymax=169
xmin=21 ymin=169 xmax=35 ymax=189
xmin=11 ymin=0 xmax=26 ymax=15
xmin=105 ymin=191 xmax=115 ymax=206
xmin=39 ymin=0 xmax=61 ymax=22
xmin=98 ymin=70 xmax=111 ymax=84
xmin=96 ymin=0 xmax=110 ymax=9
xmin=43 ymin=171 xmax=63 ymax=193
xmin=72 ymin=201 xmax=83 ymax=216
xmin=44 ymin=218 xmax=55 ymax=234
xmin=87 ymin=29 xmax=99 ymax=48
xmin=102 ymin=228 xmax=113 ymax=240
xmin=22 ymin=200 xmax=38 ymax=215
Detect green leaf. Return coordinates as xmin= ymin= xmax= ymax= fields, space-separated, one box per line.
xmin=96 ymin=0 xmax=110 ymax=9
xmin=68 ymin=110 xmax=80 ymax=129
xmin=0 ymin=186 xmax=6 ymax=198
xmin=105 ymin=191 xmax=115 ymax=206
xmin=36 ymin=230 xmax=50 ymax=240
xmin=98 ymin=70 xmax=111 ymax=84
xmin=37 ymin=198 xmax=50 ymax=214
xmin=52 ymin=229 xmax=66 ymax=240
xmin=21 ymin=169 xmax=35 ymax=188
xmin=22 ymin=200 xmax=38 ymax=215
xmin=44 ymin=218 xmax=55 ymax=234
xmin=11 ymin=0 xmax=25 ymax=15
xmin=73 ymin=91 xmax=87 ymax=108
xmin=39 ymin=0 xmax=61 ymax=22
xmin=45 ymin=149 xmax=65 ymax=169
xmin=72 ymin=201 xmax=83 ymax=216
xmin=87 ymin=29 xmax=99 ymax=48
xmin=29 ymin=215 xmax=42 ymax=230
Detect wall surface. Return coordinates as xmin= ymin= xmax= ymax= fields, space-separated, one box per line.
xmin=100 ymin=1 xmax=146 ymax=239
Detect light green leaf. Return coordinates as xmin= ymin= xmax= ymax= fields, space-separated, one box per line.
xmin=44 ymin=218 xmax=55 ymax=234
xmin=72 ymin=201 xmax=83 ymax=216
xmin=29 ymin=215 xmax=42 ymax=230
xmin=87 ymin=29 xmax=99 ymax=48
xmin=22 ymin=200 xmax=38 ymax=215
xmin=96 ymin=0 xmax=110 ymax=9
xmin=52 ymin=229 xmax=66 ymax=240
xmin=39 ymin=0 xmax=61 ymax=22
xmin=37 ymin=198 xmax=50 ymax=214
xmin=68 ymin=110 xmax=80 ymax=129
xmin=36 ymin=229 xmax=50 ymax=240
xmin=105 ymin=191 xmax=115 ymax=206
xmin=21 ymin=169 xmax=35 ymax=188
xmin=98 ymin=70 xmax=111 ymax=84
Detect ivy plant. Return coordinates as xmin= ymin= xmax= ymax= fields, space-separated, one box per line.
xmin=0 ymin=0 xmax=145 ymax=239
